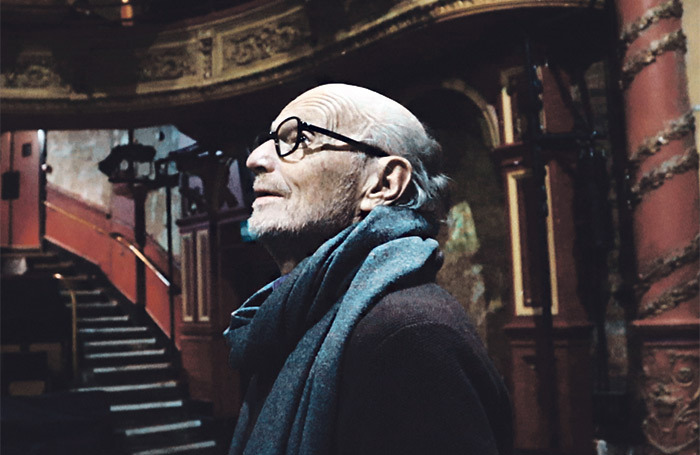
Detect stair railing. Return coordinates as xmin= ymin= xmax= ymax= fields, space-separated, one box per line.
xmin=107 ymin=233 xmax=171 ymax=288
xmin=53 ymin=273 xmax=79 ymax=380
xmin=44 ymin=201 xmax=173 ymax=287
xmin=44 ymin=201 xmax=177 ymax=337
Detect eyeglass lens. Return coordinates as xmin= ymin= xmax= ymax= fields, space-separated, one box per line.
xmin=276 ymin=117 xmax=301 ymax=157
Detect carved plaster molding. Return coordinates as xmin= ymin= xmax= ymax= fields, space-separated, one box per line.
xmin=138 ymin=46 xmax=198 ymax=82
xmin=1 ymin=53 xmax=67 ymax=90
xmin=641 ymin=346 xmax=699 ymax=455
xmin=1 ymin=0 xmax=604 ymax=117
xmin=222 ymin=19 xmax=310 ymax=69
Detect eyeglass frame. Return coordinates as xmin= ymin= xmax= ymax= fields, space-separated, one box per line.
xmin=259 ymin=116 xmax=389 ymax=158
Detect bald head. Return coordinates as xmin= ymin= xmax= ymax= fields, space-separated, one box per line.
xmin=276 ymin=84 xmax=426 ymax=156
xmin=275 ymin=84 xmax=449 ymax=223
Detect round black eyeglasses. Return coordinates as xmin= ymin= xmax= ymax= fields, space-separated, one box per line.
xmin=258 ymin=116 xmax=388 ymax=158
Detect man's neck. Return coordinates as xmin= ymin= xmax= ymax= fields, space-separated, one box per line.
xmin=261 ymin=235 xmax=324 ymax=275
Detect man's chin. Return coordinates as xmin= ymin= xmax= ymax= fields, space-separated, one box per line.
xmin=248 ymin=213 xmax=295 ymax=241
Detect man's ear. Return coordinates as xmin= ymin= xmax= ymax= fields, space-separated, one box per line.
xmin=358 ymin=156 xmax=413 ymax=214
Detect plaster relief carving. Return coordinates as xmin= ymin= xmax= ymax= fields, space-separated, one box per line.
xmin=222 ymin=21 xmax=309 ymax=68
xmin=1 ymin=55 xmax=64 ymax=89
xmin=139 ymin=47 xmax=197 ymax=82
xmin=200 ymin=37 xmax=214 ymax=79
xmin=641 ymin=347 xmax=699 ymax=455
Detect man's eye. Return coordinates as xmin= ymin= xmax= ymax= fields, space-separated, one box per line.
xmin=299 ymin=134 xmax=311 ymax=144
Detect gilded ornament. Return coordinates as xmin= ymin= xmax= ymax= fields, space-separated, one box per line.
xmin=222 ymin=22 xmax=308 ymax=68
xmin=139 ymin=48 xmax=197 ymax=82
xmin=641 ymin=348 xmax=699 ymax=455
xmin=2 ymin=55 xmax=63 ymax=89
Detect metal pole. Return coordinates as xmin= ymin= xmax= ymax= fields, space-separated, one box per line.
xmin=524 ymin=34 xmax=560 ymax=453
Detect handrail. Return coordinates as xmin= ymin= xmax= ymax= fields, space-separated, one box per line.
xmin=44 ymin=201 xmax=173 ymax=288
xmin=53 ymin=273 xmax=79 ymax=380
xmin=108 ymin=233 xmax=171 ymax=288
xmin=44 ymin=201 xmax=110 ymax=236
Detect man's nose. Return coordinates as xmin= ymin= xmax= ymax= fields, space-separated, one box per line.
xmin=246 ymin=139 xmax=276 ymax=173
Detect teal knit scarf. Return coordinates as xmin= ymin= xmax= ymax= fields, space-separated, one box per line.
xmin=224 ymin=206 xmax=442 ymax=455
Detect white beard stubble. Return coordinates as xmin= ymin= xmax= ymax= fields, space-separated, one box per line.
xmin=248 ymin=168 xmax=363 ymax=246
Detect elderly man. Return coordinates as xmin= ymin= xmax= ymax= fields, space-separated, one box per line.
xmin=224 ymin=84 xmax=513 ymax=455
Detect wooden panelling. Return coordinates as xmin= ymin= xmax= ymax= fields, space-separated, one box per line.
xmin=195 ymin=229 xmax=211 ymax=322
xmin=181 ymin=233 xmax=195 ymax=323
xmin=506 ymin=167 xmax=559 ymax=316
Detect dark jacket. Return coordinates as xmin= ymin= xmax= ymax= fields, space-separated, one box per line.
xmin=335 ymin=282 xmax=513 ymax=455
xmin=242 ymin=282 xmax=513 ymax=455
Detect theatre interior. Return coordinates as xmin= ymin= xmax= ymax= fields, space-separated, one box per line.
xmin=1 ymin=0 xmax=698 ymax=454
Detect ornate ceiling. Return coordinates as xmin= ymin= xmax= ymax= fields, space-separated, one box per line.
xmin=1 ymin=0 xmax=602 ymax=129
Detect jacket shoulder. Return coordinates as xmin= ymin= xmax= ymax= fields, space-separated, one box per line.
xmin=349 ymin=282 xmax=481 ymax=352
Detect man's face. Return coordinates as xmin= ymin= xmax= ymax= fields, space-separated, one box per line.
xmin=246 ymin=91 xmax=367 ymax=243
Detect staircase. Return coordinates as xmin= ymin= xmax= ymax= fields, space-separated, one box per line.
xmin=2 ymin=247 xmax=229 ymax=455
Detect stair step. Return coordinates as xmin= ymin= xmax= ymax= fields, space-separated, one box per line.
xmin=56 ymin=275 xmax=101 ymax=291
xmin=111 ymin=400 xmax=184 ymax=413
xmin=83 ymin=338 xmax=158 ymax=350
xmin=73 ymin=380 xmax=178 ymax=394
xmin=33 ymin=260 xmax=75 ymax=270
xmin=1 ymin=249 xmax=56 ymax=259
xmin=85 ymin=349 xmax=167 ymax=360
xmin=61 ymin=289 xmax=107 ymax=302
xmin=93 ymin=362 xmax=172 ymax=374
xmin=72 ymin=300 xmax=122 ymax=316
xmin=110 ymin=399 xmax=190 ymax=423
xmin=62 ymin=273 xmax=96 ymax=280
xmin=75 ymin=301 xmax=118 ymax=309
xmin=62 ymin=288 xmax=104 ymax=296
xmin=74 ymin=380 xmax=182 ymax=404
xmin=79 ymin=326 xmax=152 ymax=342
xmin=79 ymin=326 xmax=148 ymax=335
xmin=58 ymin=273 xmax=98 ymax=282
xmin=78 ymin=315 xmax=130 ymax=324
xmin=122 ymin=419 xmax=203 ymax=437
xmin=83 ymin=348 xmax=169 ymax=368
xmin=87 ymin=361 xmax=177 ymax=384
xmin=131 ymin=440 xmax=217 ymax=455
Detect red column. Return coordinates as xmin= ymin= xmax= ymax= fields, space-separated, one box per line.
xmin=615 ymin=0 xmax=699 ymax=453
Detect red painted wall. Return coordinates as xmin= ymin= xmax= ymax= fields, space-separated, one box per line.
xmin=45 ymin=185 xmax=180 ymax=341
xmin=1 ymin=131 xmax=41 ymax=247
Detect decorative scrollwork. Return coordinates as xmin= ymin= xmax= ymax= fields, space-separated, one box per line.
xmin=620 ymin=29 xmax=687 ymax=90
xmin=223 ymin=21 xmax=309 ymax=68
xmin=1 ymin=55 xmax=64 ymax=89
xmin=139 ymin=47 xmax=197 ymax=82
xmin=200 ymin=36 xmax=214 ymax=79
xmin=641 ymin=347 xmax=699 ymax=455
